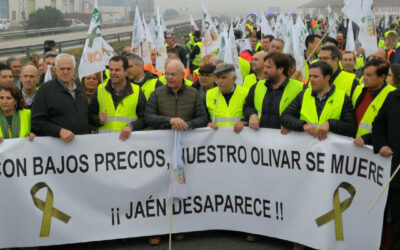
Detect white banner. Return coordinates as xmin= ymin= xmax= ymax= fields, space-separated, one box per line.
xmin=0 ymin=128 xmax=391 ymax=250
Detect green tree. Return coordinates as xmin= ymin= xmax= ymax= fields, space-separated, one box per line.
xmin=26 ymin=7 xmax=66 ymax=29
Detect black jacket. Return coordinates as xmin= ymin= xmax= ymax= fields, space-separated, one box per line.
xmin=281 ymin=86 xmax=356 ymax=138
xmin=31 ymin=78 xmax=89 ymax=137
xmin=243 ymin=77 xmax=291 ymax=129
xmin=373 ymin=89 xmax=400 ymax=186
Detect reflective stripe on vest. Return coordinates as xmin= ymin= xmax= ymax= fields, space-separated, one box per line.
xmin=333 ymin=71 xmax=356 ymax=96
xmin=242 ymin=74 xmax=257 ymax=90
xmin=97 ymin=82 xmax=139 ymax=132
xmin=300 ymin=87 xmax=346 ymax=128
xmin=352 ymin=84 xmax=395 ymax=137
xmin=254 ymin=78 xmax=303 ymax=119
xmin=192 ymin=42 xmax=202 ymax=67
xmin=206 ymin=86 xmax=248 ymax=126
xmin=0 ymin=109 xmax=31 ymax=138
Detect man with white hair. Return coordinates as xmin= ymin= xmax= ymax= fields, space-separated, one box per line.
xmin=145 ymin=58 xmax=208 ymax=131
xmin=32 ymin=53 xmax=89 ymax=142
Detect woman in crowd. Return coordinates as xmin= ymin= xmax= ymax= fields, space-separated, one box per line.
xmin=82 ymin=72 xmax=102 ymax=103
xmin=0 ymin=85 xmax=34 ymax=142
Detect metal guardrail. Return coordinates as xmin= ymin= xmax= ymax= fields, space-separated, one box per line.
xmin=0 ymin=20 xmax=200 ymax=60
xmin=0 ymin=21 xmax=132 ymax=40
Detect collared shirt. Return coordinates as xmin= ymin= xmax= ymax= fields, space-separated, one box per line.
xmin=57 ymin=78 xmax=77 ymax=99
xmin=22 ymin=90 xmax=35 ymax=106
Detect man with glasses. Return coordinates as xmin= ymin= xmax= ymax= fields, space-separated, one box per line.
xmin=89 ymin=56 xmax=146 ymax=140
xmin=319 ymin=46 xmax=359 ymax=97
xmin=165 ymin=30 xmax=187 ymax=66
xmin=145 ymin=58 xmax=207 ymax=131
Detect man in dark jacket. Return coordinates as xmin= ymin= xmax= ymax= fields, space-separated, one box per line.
xmin=32 ymin=53 xmax=89 ymax=142
xmin=373 ymin=88 xmax=400 ymax=250
xmin=145 ymin=59 xmax=208 ymax=130
xmin=281 ymin=61 xmax=356 ymax=140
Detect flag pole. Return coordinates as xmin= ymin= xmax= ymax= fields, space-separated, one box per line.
xmin=300 ymin=25 xmax=330 ymax=72
xmin=168 ymin=166 xmax=175 ymax=250
xmin=212 ymin=88 xmax=220 ymax=124
xmin=368 ymin=163 xmax=400 ymax=213
xmin=101 ymin=71 xmax=105 ymax=112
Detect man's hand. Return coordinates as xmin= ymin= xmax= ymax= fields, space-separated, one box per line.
xmin=207 ymin=123 xmax=218 ymax=130
xmin=303 ymin=123 xmax=317 ymax=137
xmin=249 ymin=114 xmax=259 ymax=130
xmin=379 ymin=146 xmax=393 ymax=157
xmin=316 ymin=122 xmax=329 ymax=141
xmin=99 ymin=111 xmax=107 ymax=125
xmin=233 ymin=121 xmax=245 ymax=134
xmin=170 ymin=118 xmax=187 ymax=131
xmin=281 ymin=127 xmax=291 ymax=135
xmin=354 ymin=137 xmax=365 ymax=147
xmin=28 ymin=133 xmax=35 ymax=142
xmin=119 ymin=125 xmax=132 ymax=141
xmin=59 ymin=128 xmax=75 ymax=143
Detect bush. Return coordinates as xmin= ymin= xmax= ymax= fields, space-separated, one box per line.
xmin=26 ymin=7 xmax=66 ymax=29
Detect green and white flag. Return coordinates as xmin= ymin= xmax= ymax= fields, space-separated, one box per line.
xmin=78 ymin=0 xmax=114 ymax=78
xmin=327 ymin=6 xmax=337 ymax=38
xmin=131 ymin=6 xmax=145 ymax=56
xmin=201 ymin=3 xmax=220 ymax=56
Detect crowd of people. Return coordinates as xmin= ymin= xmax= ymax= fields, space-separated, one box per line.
xmin=1 ymin=12 xmax=400 ymax=249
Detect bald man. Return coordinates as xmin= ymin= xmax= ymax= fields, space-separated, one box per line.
xmin=21 ymin=65 xmax=40 ymax=108
xmin=145 ymin=59 xmax=208 ymax=130
xmin=243 ymin=52 xmax=266 ymax=89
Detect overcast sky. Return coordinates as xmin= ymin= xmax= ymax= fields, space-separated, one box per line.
xmin=154 ymin=0 xmax=311 ymax=17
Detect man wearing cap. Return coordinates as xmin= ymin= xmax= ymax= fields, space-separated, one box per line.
xmin=193 ymin=64 xmax=216 ymax=101
xmin=243 ymin=53 xmax=304 ymax=131
xmin=206 ymin=64 xmax=249 ymax=133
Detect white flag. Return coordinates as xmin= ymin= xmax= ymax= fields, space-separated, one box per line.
xmin=217 ymin=27 xmax=228 ymax=60
xmin=142 ymin=14 xmax=154 ymax=65
xmin=168 ymin=131 xmax=187 ymax=200
xmin=260 ymin=10 xmax=274 ymax=36
xmin=284 ymin=15 xmax=294 ymax=55
xmin=131 ymin=6 xmax=145 ymax=56
xmin=237 ymin=38 xmax=252 ymax=53
xmin=201 ymin=4 xmax=220 ymax=56
xmin=274 ymin=13 xmax=288 ymax=40
xmin=342 ymin=0 xmax=363 ymax=26
xmin=78 ymin=0 xmax=114 ymax=78
xmin=346 ymin=19 xmax=356 ymax=51
xmin=190 ymin=15 xmax=199 ymax=31
xmin=155 ymin=7 xmax=167 ymax=73
xmin=225 ymin=24 xmax=243 ymax=86
xmin=44 ymin=65 xmax=52 ymax=83
xmin=327 ymin=6 xmax=337 ymax=38
xmin=358 ymin=0 xmax=378 ymax=57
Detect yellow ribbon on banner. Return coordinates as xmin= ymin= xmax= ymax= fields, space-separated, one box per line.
xmin=315 ymin=182 xmax=356 ymax=241
xmin=30 ymin=182 xmax=71 ymax=237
